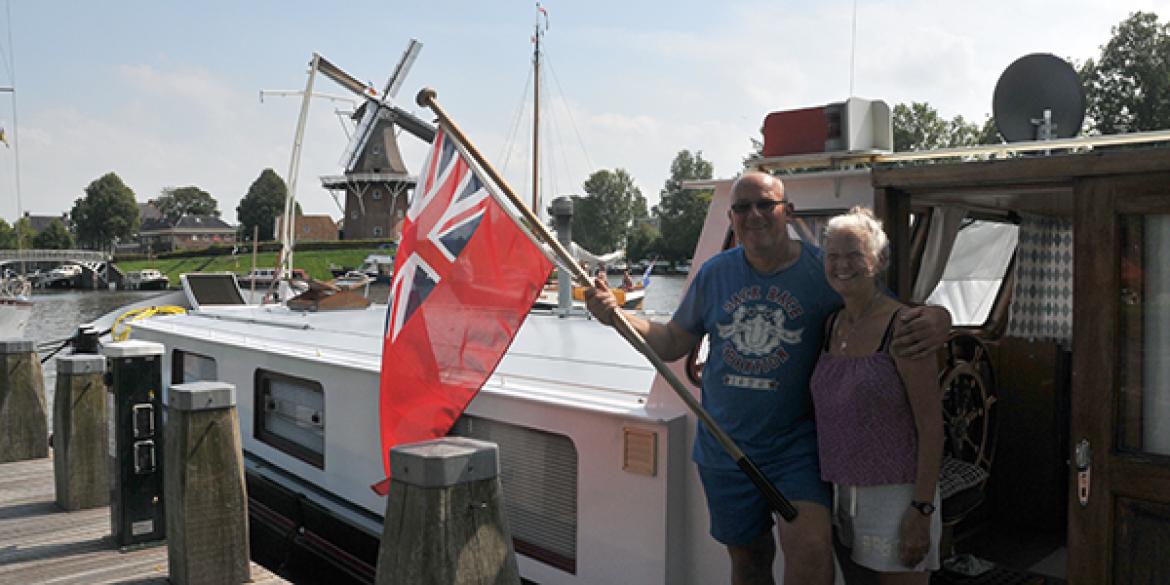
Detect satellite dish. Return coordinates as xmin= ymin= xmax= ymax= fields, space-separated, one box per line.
xmin=993 ymin=53 xmax=1085 ymax=142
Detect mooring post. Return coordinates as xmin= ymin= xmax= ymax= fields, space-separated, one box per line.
xmin=53 ymin=354 xmax=109 ymax=510
xmin=0 ymin=338 xmax=48 ymax=462
xmin=164 ymin=380 xmax=250 ymax=585
xmin=376 ymin=437 xmax=520 ymax=585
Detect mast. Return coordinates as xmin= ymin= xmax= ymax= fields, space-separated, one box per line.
xmin=279 ymin=53 xmax=321 ymax=282
xmin=2 ymin=0 xmax=24 ymax=275
xmin=531 ymin=6 xmax=543 ymax=217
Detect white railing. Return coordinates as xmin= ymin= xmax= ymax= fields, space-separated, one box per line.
xmin=0 ymin=249 xmax=110 ymax=263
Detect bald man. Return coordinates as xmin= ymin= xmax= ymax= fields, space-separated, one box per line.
xmin=585 ymin=172 xmax=949 ymax=585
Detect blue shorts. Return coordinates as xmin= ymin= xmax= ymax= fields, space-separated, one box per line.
xmin=698 ymin=452 xmax=831 ymax=546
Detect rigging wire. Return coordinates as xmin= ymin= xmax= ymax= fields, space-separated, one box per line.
xmin=536 ymin=48 xmax=572 ymax=199
xmin=4 ymin=0 xmax=23 ymax=262
xmin=543 ymin=51 xmax=596 ymax=173
xmin=549 ymin=85 xmax=578 ymax=196
xmin=498 ymin=65 xmax=534 ymax=177
xmin=0 ymin=3 xmax=11 ymax=82
xmin=543 ymin=96 xmax=559 ymax=198
xmin=538 ymin=69 xmax=560 ymax=201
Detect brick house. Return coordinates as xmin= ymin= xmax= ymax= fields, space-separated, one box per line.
xmin=138 ymin=215 xmax=237 ymax=253
xmin=274 ymin=214 xmax=339 ymax=242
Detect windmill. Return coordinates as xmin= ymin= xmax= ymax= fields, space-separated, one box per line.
xmin=265 ymin=41 xmax=435 ymax=284
xmin=316 ymin=40 xmax=435 ymax=245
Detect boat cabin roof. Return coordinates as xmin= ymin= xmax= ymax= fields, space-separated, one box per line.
xmin=134 ymin=304 xmax=659 ymax=415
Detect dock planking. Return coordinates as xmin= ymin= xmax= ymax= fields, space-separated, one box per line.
xmin=0 ymin=457 xmax=288 ymax=584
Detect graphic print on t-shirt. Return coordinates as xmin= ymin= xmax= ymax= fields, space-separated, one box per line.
xmin=715 ymin=284 xmax=804 ymax=390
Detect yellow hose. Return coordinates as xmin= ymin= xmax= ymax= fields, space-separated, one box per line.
xmin=111 ymin=306 xmax=187 ymax=341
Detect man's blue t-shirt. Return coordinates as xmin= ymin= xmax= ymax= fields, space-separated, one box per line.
xmin=673 ymin=242 xmax=842 ymax=470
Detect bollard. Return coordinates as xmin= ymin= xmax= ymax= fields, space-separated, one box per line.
xmin=376 ymin=437 xmax=520 ymax=585
xmin=53 ymin=354 xmax=109 ymax=510
xmin=0 ymin=338 xmax=48 ymax=462
xmin=164 ymin=381 xmax=250 ymax=585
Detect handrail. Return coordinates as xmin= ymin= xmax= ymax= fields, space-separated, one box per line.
xmin=0 ymin=249 xmax=111 ymax=263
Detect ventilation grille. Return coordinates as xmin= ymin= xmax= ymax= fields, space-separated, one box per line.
xmin=623 ymin=427 xmax=657 ymax=476
xmin=450 ymin=415 xmax=578 ymax=573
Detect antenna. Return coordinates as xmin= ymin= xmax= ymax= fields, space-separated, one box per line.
xmin=992 ymin=53 xmax=1085 ymax=142
xmin=849 ymin=0 xmax=858 ymax=97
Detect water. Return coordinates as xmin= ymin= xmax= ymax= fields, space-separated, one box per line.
xmin=28 ymin=288 xmax=163 ymax=430
xmin=630 ymin=274 xmax=687 ymax=317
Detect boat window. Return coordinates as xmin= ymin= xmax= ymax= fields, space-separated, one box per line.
xmin=254 ymin=370 xmax=325 ymax=468
xmin=372 ymin=226 xmax=384 ymax=237
xmin=450 ymin=415 xmax=578 ymax=574
xmin=788 ymin=211 xmax=846 ymax=245
xmin=925 ymin=220 xmax=1019 ymax=327
xmin=1119 ymin=214 xmax=1170 ymax=456
xmin=171 ymin=350 xmax=217 ymax=385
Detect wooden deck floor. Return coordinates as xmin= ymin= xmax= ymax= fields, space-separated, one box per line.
xmin=0 ymin=457 xmax=288 ymax=584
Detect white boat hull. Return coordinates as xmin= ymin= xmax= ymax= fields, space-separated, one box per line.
xmin=130 ymin=304 xmax=715 ymax=584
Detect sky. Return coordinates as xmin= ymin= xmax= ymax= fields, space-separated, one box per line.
xmin=0 ymin=0 xmax=1166 ymax=226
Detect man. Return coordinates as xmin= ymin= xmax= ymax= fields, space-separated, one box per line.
xmin=584 ymin=172 xmax=949 ymax=585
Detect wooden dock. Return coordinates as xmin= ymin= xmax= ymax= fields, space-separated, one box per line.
xmin=0 ymin=457 xmax=288 ymax=584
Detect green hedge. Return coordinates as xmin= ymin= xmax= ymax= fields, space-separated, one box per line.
xmin=113 ymin=238 xmax=396 ymax=262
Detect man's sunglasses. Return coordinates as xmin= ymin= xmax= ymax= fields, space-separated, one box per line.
xmin=730 ymin=199 xmax=785 ymax=214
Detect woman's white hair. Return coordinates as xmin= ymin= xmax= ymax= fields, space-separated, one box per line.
xmin=823 ymin=206 xmax=890 ymax=272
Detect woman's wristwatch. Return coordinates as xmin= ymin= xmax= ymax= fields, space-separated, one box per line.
xmin=910 ymin=500 xmax=936 ymax=516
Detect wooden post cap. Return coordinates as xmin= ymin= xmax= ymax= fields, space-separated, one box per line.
xmin=0 ymin=338 xmax=34 ymax=354
xmin=390 ymin=437 xmax=499 ymax=488
xmin=169 ymin=381 xmax=236 ymax=412
xmin=56 ymin=354 xmax=106 ymax=375
xmin=101 ymin=340 xmax=165 ymax=358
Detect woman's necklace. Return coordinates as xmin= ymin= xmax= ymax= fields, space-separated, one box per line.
xmin=837 ymin=290 xmax=883 ymax=352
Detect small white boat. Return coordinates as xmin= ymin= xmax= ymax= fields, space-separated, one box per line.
xmin=41 ymin=263 xmax=82 ymax=288
xmin=357 ymin=254 xmax=394 ymax=283
xmin=124 ymin=268 xmax=170 ymax=290
xmin=237 ymin=268 xmax=308 ymax=287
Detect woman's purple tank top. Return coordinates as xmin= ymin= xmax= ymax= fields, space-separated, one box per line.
xmin=810 ymin=310 xmax=918 ymax=486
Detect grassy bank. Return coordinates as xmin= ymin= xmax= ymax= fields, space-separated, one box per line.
xmin=117 ymin=248 xmax=386 ymax=284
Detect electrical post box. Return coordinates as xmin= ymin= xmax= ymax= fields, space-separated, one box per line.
xmin=103 ymin=340 xmax=166 ymax=548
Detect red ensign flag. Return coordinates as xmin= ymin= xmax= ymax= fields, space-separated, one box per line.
xmin=374 ymin=126 xmax=552 ymax=494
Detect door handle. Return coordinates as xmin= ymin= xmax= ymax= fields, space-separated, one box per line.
xmin=1075 ymin=438 xmax=1091 ymax=507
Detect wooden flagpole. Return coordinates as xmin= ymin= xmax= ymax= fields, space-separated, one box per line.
xmin=416 ymin=88 xmax=798 ymax=522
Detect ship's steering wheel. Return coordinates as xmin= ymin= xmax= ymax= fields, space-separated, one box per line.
xmin=939 ymin=333 xmax=998 ymax=487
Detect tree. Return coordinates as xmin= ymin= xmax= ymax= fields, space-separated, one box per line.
xmin=892 ymin=102 xmax=999 ymax=151
xmin=653 ymin=150 xmax=713 ymax=262
xmin=151 ymin=186 xmax=219 ymax=222
xmin=237 ymin=169 xmax=297 ymax=241
xmin=71 ymin=172 xmax=139 ymax=251
xmin=32 ymin=218 xmax=74 ymax=249
xmin=1080 ymin=12 xmax=1170 ymax=134
xmin=0 ymin=219 xmax=15 ymax=249
xmin=625 ymin=219 xmax=660 ymax=266
xmin=569 ymin=169 xmax=646 ymax=254
xmin=12 ymin=217 xmax=33 ymax=249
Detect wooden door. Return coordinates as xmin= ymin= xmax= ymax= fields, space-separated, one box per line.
xmin=1069 ymin=174 xmax=1170 ymax=584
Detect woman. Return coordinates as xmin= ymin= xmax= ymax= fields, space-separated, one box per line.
xmin=810 ymin=206 xmax=943 ymax=584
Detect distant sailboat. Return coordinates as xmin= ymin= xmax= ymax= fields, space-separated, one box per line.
xmin=523 ymin=5 xmax=643 ymax=310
